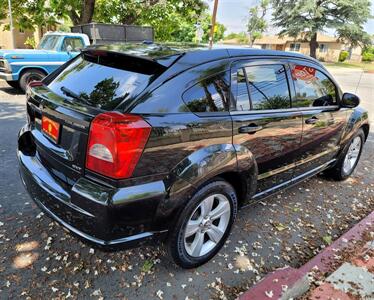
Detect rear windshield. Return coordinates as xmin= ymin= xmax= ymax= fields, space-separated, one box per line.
xmin=47 ymin=53 xmax=162 ymax=110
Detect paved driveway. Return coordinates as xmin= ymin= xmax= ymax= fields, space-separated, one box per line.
xmin=0 ymin=68 xmax=373 ymax=300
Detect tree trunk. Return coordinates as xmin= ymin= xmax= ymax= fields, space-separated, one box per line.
xmin=79 ymin=0 xmax=96 ymax=24
xmin=69 ymin=10 xmax=80 ymax=26
xmin=309 ymin=32 xmax=318 ymax=58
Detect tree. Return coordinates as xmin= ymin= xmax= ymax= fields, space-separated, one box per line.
xmin=0 ymin=0 xmax=59 ymax=31
xmin=94 ymin=0 xmax=207 ymax=41
xmin=337 ymin=24 xmax=372 ymax=50
xmin=247 ymin=0 xmax=269 ymax=46
xmin=50 ymin=0 xmax=96 ymax=25
xmin=271 ymin=0 xmax=372 ymax=58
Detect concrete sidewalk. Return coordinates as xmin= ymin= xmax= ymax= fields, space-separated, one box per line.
xmin=239 ymin=211 xmax=374 ymax=300
xmin=306 ymin=240 xmax=374 ymax=299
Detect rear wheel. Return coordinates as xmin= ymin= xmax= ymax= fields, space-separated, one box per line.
xmin=6 ymin=80 xmax=20 ymax=90
xmin=19 ymin=69 xmax=46 ymax=92
xmin=168 ymin=179 xmax=237 ymax=268
xmin=324 ymin=129 xmax=365 ymax=181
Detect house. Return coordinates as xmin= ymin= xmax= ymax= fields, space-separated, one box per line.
xmin=0 ymin=18 xmax=56 ymax=49
xmin=253 ymin=33 xmax=362 ymax=62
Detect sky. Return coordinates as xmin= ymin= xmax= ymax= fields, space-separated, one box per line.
xmin=206 ymin=0 xmax=374 ymax=35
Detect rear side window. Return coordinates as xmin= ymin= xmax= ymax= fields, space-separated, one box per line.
xmin=233 ymin=64 xmax=291 ymax=111
xmin=47 ymin=53 xmax=162 ymax=110
xmin=291 ymin=65 xmax=337 ymax=107
xmin=182 ymin=72 xmax=230 ymax=113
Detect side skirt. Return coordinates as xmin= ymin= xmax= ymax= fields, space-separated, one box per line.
xmin=242 ymin=159 xmax=336 ymax=207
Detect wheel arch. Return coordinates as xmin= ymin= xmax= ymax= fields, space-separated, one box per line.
xmin=19 ymin=67 xmax=48 ymax=78
xmin=152 ymin=143 xmax=258 ymax=233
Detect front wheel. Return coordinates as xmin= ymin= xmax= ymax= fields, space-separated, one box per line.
xmin=325 ymin=129 xmax=365 ymax=181
xmin=19 ymin=69 xmax=46 ymax=92
xmin=168 ymin=179 xmax=237 ymax=268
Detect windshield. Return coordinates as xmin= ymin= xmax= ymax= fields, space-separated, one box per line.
xmin=38 ymin=35 xmax=61 ymax=51
xmin=46 ymin=53 xmax=163 ymax=110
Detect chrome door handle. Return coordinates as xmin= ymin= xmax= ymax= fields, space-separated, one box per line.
xmin=305 ymin=116 xmax=318 ymax=124
xmin=239 ymin=125 xmax=263 ymax=134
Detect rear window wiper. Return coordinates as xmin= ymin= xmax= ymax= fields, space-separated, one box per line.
xmin=60 ymin=86 xmax=90 ymax=105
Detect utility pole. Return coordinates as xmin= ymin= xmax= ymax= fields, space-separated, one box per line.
xmin=8 ymin=0 xmax=15 ymax=49
xmin=209 ymin=0 xmax=219 ymax=49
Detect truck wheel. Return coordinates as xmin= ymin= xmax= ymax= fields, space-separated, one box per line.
xmin=324 ymin=129 xmax=365 ymax=181
xmin=19 ymin=69 xmax=46 ymax=92
xmin=168 ymin=179 xmax=237 ymax=268
xmin=6 ymin=81 xmax=20 ymax=90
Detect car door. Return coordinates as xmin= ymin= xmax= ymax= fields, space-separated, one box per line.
xmin=230 ymin=59 xmax=303 ymax=196
xmin=288 ymin=60 xmax=347 ymax=178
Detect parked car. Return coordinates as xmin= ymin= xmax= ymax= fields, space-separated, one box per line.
xmin=0 ymin=32 xmax=90 ymax=92
xmin=17 ymin=44 xmax=369 ymax=268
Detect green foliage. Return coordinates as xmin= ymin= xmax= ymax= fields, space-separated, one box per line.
xmin=337 ymin=24 xmax=372 ymax=49
xmin=0 ymin=0 xmax=60 ymax=31
xmin=271 ymin=0 xmax=372 ymax=58
xmin=339 ymin=51 xmax=349 ymax=62
xmin=224 ymin=32 xmax=249 ymax=44
xmin=247 ymin=0 xmax=269 ymax=45
xmin=24 ymin=37 xmax=37 ymax=49
xmin=362 ymin=52 xmax=374 ymax=62
xmin=362 ymin=46 xmax=374 ymax=62
xmin=94 ymin=0 xmax=209 ymax=42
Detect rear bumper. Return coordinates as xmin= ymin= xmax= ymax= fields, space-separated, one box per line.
xmin=0 ymin=71 xmax=13 ymax=81
xmin=18 ymin=128 xmax=168 ymax=249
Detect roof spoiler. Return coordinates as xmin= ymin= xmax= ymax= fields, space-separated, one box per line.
xmin=82 ymin=49 xmax=168 ymax=76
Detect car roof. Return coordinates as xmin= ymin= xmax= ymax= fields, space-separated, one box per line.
xmin=88 ymin=42 xmax=319 ymax=67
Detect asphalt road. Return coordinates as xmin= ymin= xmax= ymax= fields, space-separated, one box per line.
xmin=0 ymin=67 xmax=373 ymax=300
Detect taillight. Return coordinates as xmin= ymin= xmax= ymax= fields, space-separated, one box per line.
xmin=86 ymin=112 xmax=151 ymax=179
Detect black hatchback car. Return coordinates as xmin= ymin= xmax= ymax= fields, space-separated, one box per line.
xmin=18 ymin=44 xmax=369 ymax=268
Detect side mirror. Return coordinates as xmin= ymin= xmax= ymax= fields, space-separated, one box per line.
xmin=341 ymin=92 xmax=360 ymax=108
xmin=66 ymin=45 xmax=73 ymax=53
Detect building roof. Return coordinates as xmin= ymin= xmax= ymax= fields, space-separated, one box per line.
xmin=254 ymin=33 xmax=339 ymax=45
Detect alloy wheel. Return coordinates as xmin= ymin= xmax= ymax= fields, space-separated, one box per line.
xmin=184 ymin=193 xmax=231 ymax=257
xmin=343 ymin=136 xmax=361 ymax=174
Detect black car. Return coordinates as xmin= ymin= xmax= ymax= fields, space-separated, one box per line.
xmin=18 ymin=44 xmax=369 ymax=268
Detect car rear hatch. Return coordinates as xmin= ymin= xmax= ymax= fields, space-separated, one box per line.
xmin=26 ymin=49 xmax=168 ymax=186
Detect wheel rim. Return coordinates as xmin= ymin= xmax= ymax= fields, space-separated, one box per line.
xmin=343 ymin=136 xmax=361 ymax=174
xmin=26 ymin=73 xmax=43 ymax=85
xmin=184 ymin=193 xmax=231 ymax=258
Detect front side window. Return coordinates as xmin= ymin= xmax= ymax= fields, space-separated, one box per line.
xmin=38 ymin=35 xmax=61 ymax=51
xmin=182 ymin=72 xmax=230 ymax=113
xmin=291 ymin=65 xmax=337 ymax=107
xmin=290 ymin=43 xmax=300 ymax=52
xmin=62 ymin=38 xmax=84 ymax=52
xmin=233 ymin=64 xmax=291 ymax=111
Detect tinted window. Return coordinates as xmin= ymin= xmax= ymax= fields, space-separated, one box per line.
xmin=62 ymin=37 xmax=84 ymax=52
xmin=244 ymin=64 xmax=291 ymax=110
xmin=291 ymin=65 xmax=337 ymax=107
xmin=47 ymin=54 xmax=159 ymax=110
xmin=182 ymin=72 xmax=230 ymax=113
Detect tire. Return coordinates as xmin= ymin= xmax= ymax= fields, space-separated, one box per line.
xmin=19 ymin=69 xmax=46 ymax=92
xmin=168 ymin=179 xmax=238 ymax=268
xmin=324 ymin=128 xmax=365 ymax=181
xmin=6 ymin=80 xmax=20 ymax=90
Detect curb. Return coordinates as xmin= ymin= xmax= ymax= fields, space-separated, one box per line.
xmin=239 ymin=211 xmax=374 ymax=300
